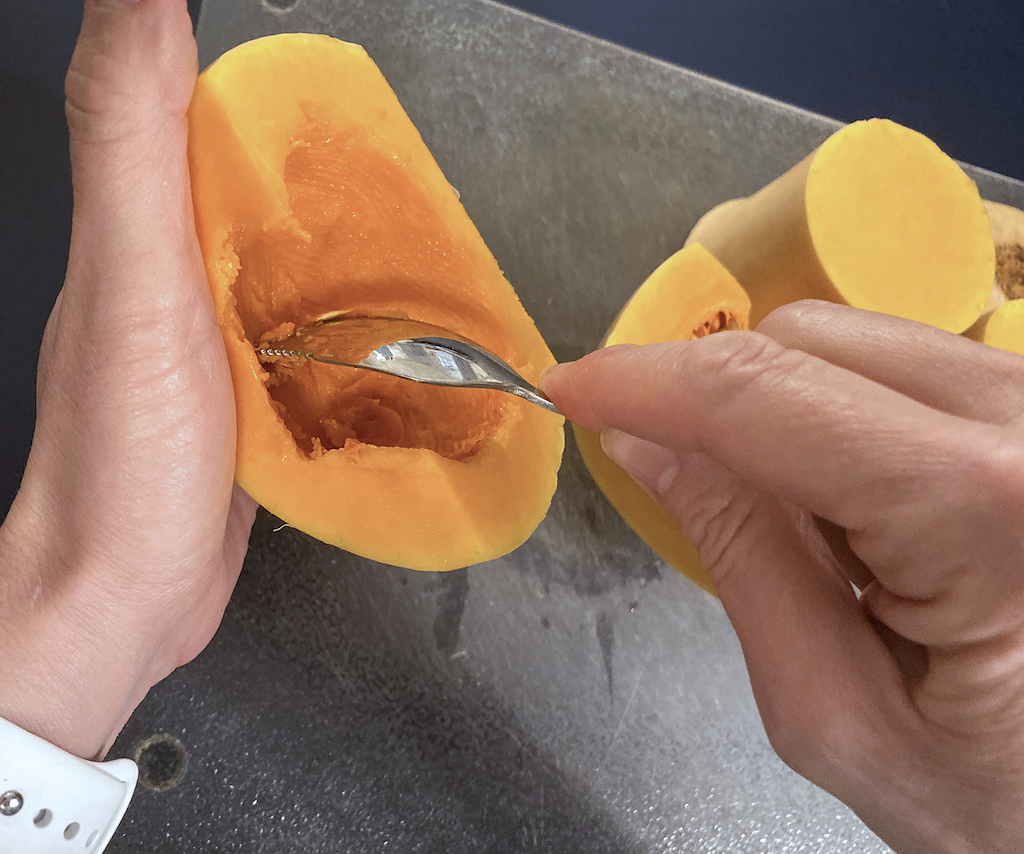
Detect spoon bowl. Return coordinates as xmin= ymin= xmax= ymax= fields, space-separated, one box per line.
xmin=255 ymin=315 xmax=559 ymax=414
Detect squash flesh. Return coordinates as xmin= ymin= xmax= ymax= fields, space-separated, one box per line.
xmin=807 ymin=120 xmax=993 ymax=331
xmin=188 ymin=34 xmax=564 ymax=570
xmin=965 ymin=201 xmax=1024 ymax=352
xmin=230 ymin=123 xmax=506 ymax=460
xmin=686 ymin=119 xmax=995 ymax=332
xmin=981 ymin=300 xmax=1024 ymax=355
xmin=574 ymin=244 xmax=751 ymax=594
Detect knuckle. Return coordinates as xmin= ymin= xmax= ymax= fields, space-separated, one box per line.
xmin=976 ymin=432 xmax=1024 ymax=509
xmin=64 ymin=60 xmax=133 ymax=142
xmin=688 ymin=330 xmax=806 ymax=404
xmin=761 ymin=708 xmax=830 ymax=783
xmin=970 ymin=431 xmax=1024 ymax=563
xmin=757 ymin=691 xmax=862 ymax=788
xmin=686 ymin=486 xmax=757 ymax=577
xmin=758 ymin=699 xmax=814 ymax=775
xmin=64 ymin=29 xmax=123 ymax=118
xmin=64 ymin=34 xmax=195 ymax=146
xmin=755 ymin=298 xmax=825 ymax=337
xmin=661 ymin=455 xmax=760 ymax=585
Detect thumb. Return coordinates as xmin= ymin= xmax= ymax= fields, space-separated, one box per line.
xmin=66 ymin=0 xmax=197 ymax=152
xmin=62 ymin=0 xmax=200 ymax=314
xmin=31 ymin=0 xmax=225 ymax=505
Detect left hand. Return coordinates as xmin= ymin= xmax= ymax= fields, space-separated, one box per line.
xmin=0 ymin=0 xmax=255 ymax=760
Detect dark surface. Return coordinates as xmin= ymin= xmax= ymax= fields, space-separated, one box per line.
xmin=506 ymin=0 xmax=1024 ymax=183
xmin=1 ymin=1 xmax=1023 ymax=852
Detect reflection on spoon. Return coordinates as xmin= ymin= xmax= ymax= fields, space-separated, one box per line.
xmin=255 ymin=315 xmax=559 ymax=414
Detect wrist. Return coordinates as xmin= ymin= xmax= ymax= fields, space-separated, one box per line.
xmin=0 ymin=491 xmax=163 ymax=759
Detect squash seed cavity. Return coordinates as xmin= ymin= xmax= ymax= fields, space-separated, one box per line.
xmin=228 ymin=125 xmax=506 ymax=461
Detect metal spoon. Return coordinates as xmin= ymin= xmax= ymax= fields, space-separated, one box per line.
xmin=255 ymin=315 xmax=559 ymax=414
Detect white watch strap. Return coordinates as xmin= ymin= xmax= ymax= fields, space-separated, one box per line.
xmin=0 ymin=716 xmax=138 ymax=853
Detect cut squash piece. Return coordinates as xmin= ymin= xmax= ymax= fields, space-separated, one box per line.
xmin=686 ymin=119 xmax=994 ymax=333
xmin=976 ymin=300 xmax=1024 ymax=355
xmin=575 ymin=244 xmax=751 ymax=593
xmin=966 ymin=201 xmax=1024 ymax=351
xmin=188 ymin=34 xmax=564 ymax=570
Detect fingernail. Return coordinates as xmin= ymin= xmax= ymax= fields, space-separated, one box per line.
xmin=537 ymin=363 xmax=567 ymax=393
xmin=600 ymin=430 xmax=679 ymax=497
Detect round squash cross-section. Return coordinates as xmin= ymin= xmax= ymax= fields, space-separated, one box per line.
xmin=187 ymin=34 xmax=564 ymax=570
xmin=686 ymin=119 xmax=995 ymax=333
xmin=805 ymin=119 xmax=993 ymax=333
xmin=574 ymin=244 xmax=751 ymax=594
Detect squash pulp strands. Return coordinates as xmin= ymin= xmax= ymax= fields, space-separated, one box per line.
xmin=255 ymin=316 xmax=559 ymax=413
xmin=965 ymin=201 xmax=1024 ymax=353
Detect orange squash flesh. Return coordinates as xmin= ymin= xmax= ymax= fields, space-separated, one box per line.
xmin=188 ymin=34 xmax=564 ymax=570
xmin=979 ymin=301 xmax=1024 ymax=355
xmin=686 ymin=119 xmax=994 ymax=332
xmin=574 ymin=244 xmax=751 ymax=594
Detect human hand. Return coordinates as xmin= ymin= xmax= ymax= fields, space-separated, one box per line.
xmin=0 ymin=0 xmax=255 ymax=760
xmin=542 ymin=300 xmax=1024 ymax=853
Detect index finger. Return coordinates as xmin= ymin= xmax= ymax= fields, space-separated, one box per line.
xmin=542 ymin=333 xmax=1011 ymax=595
xmin=756 ymin=301 xmax=1024 ymax=426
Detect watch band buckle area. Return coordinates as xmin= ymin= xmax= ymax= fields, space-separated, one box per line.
xmin=0 ymin=717 xmax=138 ymax=853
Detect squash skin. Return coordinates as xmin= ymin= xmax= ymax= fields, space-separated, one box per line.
xmin=188 ymin=34 xmax=564 ymax=570
xmin=686 ymin=119 xmax=994 ymax=333
xmin=574 ymin=244 xmax=751 ymax=593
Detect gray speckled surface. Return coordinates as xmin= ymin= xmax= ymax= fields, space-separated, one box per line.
xmin=107 ymin=1 xmax=1024 ymax=852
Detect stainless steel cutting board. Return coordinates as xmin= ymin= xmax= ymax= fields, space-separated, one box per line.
xmin=107 ymin=1 xmax=1024 ymax=851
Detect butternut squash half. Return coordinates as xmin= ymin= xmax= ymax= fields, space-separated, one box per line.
xmin=188 ymin=34 xmax=564 ymax=570
xmin=575 ymin=244 xmax=751 ymax=593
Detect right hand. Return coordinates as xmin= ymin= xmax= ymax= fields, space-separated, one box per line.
xmin=542 ymin=300 xmax=1024 ymax=853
